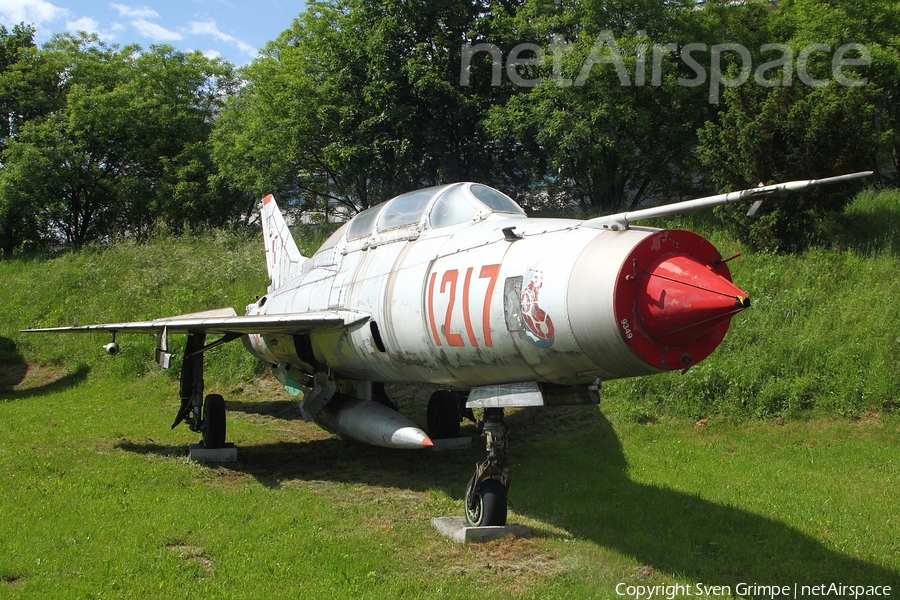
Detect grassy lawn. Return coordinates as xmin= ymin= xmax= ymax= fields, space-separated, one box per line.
xmin=1 ymin=371 xmax=898 ymax=598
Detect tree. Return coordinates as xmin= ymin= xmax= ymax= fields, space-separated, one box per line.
xmin=482 ymin=0 xmax=768 ymax=214
xmin=0 ymin=23 xmax=63 ymax=254
xmin=110 ymin=44 xmax=243 ymax=234
xmin=0 ymin=24 xmax=63 ymax=151
xmin=697 ymin=0 xmax=897 ymax=251
xmin=0 ymin=34 xmax=242 ymax=251
xmin=212 ymin=0 xmax=520 ymax=215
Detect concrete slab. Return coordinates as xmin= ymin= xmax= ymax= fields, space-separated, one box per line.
xmin=189 ymin=443 xmax=238 ymax=463
xmin=431 ymin=437 xmax=472 ymax=452
xmin=432 ymin=516 xmax=533 ymax=544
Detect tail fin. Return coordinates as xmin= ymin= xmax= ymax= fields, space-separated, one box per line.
xmin=260 ymin=194 xmax=307 ymax=291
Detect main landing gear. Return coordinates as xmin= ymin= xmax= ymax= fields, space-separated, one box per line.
xmin=171 ymin=332 xmax=227 ymax=449
xmin=426 ymin=390 xmax=462 ymax=440
xmin=201 ymin=394 xmax=226 ymax=449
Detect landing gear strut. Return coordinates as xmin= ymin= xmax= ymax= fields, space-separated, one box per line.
xmin=172 ymin=332 xmax=205 ymax=433
xmin=465 ymin=407 xmax=509 ymax=527
xmin=170 ymin=332 xmax=227 ymax=449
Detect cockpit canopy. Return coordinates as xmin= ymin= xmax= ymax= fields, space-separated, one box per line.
xmin=344 ymin=182 xmax=525 ymax=242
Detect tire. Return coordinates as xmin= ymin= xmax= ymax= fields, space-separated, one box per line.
xmin=202 ymin=394 xmax=226 ymax=449
xmin=427 ymin=390 xmax=461 ymax=439
xmin=464 ymin=477 xmax=507 ymax=527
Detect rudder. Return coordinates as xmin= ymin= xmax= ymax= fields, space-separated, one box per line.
xmin=260 ymin=194 xmax=307 ymax=292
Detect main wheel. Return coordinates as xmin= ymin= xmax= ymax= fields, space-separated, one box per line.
xmin=464 ymin=477 xmax=507 ymax=527
xmin=202 ymin=394 xmax=226 ymax=449
xmin=427 ymin=390 xmax=460 ymax=439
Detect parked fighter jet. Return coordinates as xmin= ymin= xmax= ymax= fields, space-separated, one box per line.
xmin=24 ymin=171 xmax=871 ymax=527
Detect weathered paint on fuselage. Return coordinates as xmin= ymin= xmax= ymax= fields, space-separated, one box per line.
xmin=244 ymin=213 xmax=696 ymax=388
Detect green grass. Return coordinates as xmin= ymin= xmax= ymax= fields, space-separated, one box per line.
xmin=0 ymin=231 xmax=267 ymax=386
xmin=1 ymin=381 xmax=898 ymax=598
xmin=1 ymin=191 xmax=900 ymax=597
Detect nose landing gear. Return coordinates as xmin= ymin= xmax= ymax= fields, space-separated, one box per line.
xmin=464 ymin=407 xmax=509 ymax=527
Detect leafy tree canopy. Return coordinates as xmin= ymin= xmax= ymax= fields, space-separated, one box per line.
xmin=698 ymin=0 xmax=898 ymax=251
xmin=0 ymin=32 xmax=242 ymax=252
xmin=3 ymin=0 xmax=898 ymax=254
xmin=212 ymin=0 xmax=526 ymax=216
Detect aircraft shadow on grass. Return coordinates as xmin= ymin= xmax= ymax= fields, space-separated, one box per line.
xmin=509 ymin=408 xmax=900 ymax=587
xmin=224 ymin=399 xmax=305 ymax=421
xmin=118 ymin=403 xmax=899 ymax=587
xmin=837 ymin=205 xmax=900 ymax=256
xmin=0 ymin=336 xmax=90 ymax=400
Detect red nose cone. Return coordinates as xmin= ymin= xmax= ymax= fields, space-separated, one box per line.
xmin=638 ymin=255 xmax=750 ymax=347
xmin=613 ymin=229 xmax=750 ymax=371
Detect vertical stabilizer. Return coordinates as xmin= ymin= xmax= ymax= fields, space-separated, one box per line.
xmin=260 ymin=194 xmax=307 ymax=292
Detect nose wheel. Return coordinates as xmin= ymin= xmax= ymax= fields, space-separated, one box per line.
xmin=465 ymin=477 xmax=507 ymax=527
xmin=464 ymin=407 xmax=510 ymax=527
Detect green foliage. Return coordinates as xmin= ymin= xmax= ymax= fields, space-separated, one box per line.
xmin=698 ymin=0 xmax=898 ymax=251
xmin=824 ymin=188 xmax=900 ymax=255
xmin=485 ymin=0 xmax=715 ymax=212
xmin=213 ymin=0 xmax=515 ymax=214
xmin=0 ymin=0 xmax=898 ymax=249
xmin=293 ymin=222 xmax=343 ymax=257
xmin=3 ymin=188 xmax=900 ymax=423
xmin=700 ymin=82 xmax=882 ymax=251
xmin=0 ymin=24 xmax=63 ymax=147
xmin=211 ymin=0 xmax=899 ymax=233
xmin=1 ymin=379 xmax=898 ymax=596
xmin=1 ymin=191 xmax=899 ymax=595
xmin=0 ymin=33 xmax=245 ymax=252
xmin=3 ymin=1 xmax=898 ymax=254
xmin=0 ymin=24 xmax=62 ymax=254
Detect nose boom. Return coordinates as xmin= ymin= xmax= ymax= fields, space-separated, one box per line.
xmin=638 ymin=254 xmax=750 ymax=347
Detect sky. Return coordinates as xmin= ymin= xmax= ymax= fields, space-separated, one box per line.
xmin=0 ymin=0 xmax=306 ymax=65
